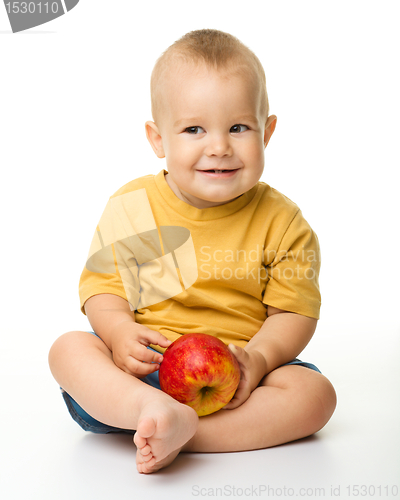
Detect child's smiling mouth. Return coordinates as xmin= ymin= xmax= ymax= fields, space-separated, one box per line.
xmin=197 ymin=168 xmax=240 ymax=177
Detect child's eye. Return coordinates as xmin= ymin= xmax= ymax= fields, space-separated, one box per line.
xmin=230 ymin=124 xmax=248 ymax=133
xmin=185 ymin=126 xmax=205 ymax=134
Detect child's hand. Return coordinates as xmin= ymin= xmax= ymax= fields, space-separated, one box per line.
xmin=222 ymin=345 xmax=253 ymax=410
xmin=109 ymin=321 xmax=171 ymax=378
xmin=223 ymin=345 xmax=268 ymax=410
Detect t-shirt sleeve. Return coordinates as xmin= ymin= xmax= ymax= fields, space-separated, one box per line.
xmin=78 ymin=238 xmax=130 ymax=315
xmin=262 ymin=209 xmax=321 ymax=319
xmin=79 ymin=184 xmax=162 ymax=314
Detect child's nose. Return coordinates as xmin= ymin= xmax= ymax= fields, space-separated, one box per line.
xmin=205 ymin=134 xmax=233 ymax=157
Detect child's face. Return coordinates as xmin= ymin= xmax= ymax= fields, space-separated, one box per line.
xmin=146 ymin=63 xmax=276 ymax=209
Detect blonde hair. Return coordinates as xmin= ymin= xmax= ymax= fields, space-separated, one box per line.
xmin=150 ymin=29 xmax=269 ymax=124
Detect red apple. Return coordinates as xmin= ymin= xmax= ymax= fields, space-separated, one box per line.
xmin=159 ymin=333 xmax=241 ymax=417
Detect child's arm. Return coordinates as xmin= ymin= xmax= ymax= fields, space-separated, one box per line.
xmin=246 ymin=305 xmax=317 ymax=385
xmin=224 ymin=305 xmax=317 ymax=409
xmin=84 ymin=294 xmax=171 ymax=377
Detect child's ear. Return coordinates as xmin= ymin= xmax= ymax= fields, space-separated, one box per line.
xmin=264 ymin=115 xmax=277 ymax=148
xmin=145 ymin=121 xmax=165 ymax=158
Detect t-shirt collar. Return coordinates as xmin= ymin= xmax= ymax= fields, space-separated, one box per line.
xmin=154 ymin=170 xmax=258 ymax=221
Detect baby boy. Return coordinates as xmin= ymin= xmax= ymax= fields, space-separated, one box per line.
xmin=49 ymin=29 xmax=336 ymax=474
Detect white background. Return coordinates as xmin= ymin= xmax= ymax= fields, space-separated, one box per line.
xmin=1 ymin=1 xmax=399 ymax=499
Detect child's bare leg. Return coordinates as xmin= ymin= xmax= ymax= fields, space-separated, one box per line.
xmin=183 ymin=365 xmax=336 ymax=453
xmin=48 ymin=331 xmax=198 ymax=473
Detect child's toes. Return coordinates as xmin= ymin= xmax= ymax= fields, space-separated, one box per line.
xmin=133 ymin=432 xmax=147 ymax=449
xmin=140 ymin=453 xmax=154 ymax=464
xmin=137 ymin=456 xmax=156 ymax=474
xmin=139 ymin=444 xmax=152 ymax=456
xmin=138 ymin=449 xmax=154 ymax=463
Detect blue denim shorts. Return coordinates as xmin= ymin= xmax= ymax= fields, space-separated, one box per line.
xmin=61 ymin=331 xmax=321 ymax=435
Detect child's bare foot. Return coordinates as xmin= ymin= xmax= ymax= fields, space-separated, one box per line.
xmin=134 ymin=397 xmax=198 ymax=474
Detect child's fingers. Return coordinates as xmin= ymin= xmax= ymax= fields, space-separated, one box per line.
xmin=139 ymin=329 xmax=172 ymax=348
xmin=228 ymin=343 xmax=245 ymax=361
xmin=223 ymin=382 xmax=251 ymax=410
xmin=123 ymin=356 xmax=161 ymax=377
xmin=228 ymin=344 xmax=250 ymax=377
xmin=133 ymin=343 xmax=164 ymax=364
xmin=223 ymin=401 xmax=239 ymax=410
xmin=223 ymin=393 xmax=243 ymax=410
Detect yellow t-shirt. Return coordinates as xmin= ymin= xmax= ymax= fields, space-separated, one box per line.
xmin=79 ymin=170 xmax=321 ymax=351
